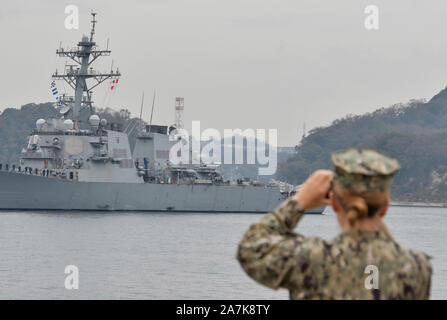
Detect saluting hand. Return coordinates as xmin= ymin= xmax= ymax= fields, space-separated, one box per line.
xmin=293 ymin=170 xmax=333 ymax=210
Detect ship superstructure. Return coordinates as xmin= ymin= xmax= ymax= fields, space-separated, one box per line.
xmin=0 ymin=13 xmax=324 ymax=214
xmin=19 ymin=13 xmax=138 ymax=184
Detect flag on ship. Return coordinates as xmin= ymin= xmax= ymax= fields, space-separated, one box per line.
xmin=110 ymin=79 xmax=119 ymax=91
xmin=51 ymin=80 xmax=62 ymax=105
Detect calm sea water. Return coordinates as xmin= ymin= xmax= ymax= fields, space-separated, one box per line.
xmin=0 ymin=206 xmax=445 ymax=299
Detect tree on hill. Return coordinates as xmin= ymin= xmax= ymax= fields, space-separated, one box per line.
xmin=277 ymin=86 xmax=447 ymax=202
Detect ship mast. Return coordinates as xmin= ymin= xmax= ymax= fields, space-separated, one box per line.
xmin=52 ymin=12 xmax=120 ymax=128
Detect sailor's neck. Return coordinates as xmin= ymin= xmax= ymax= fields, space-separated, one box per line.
xmin=340 ymin=219 xmax=383 ymax=232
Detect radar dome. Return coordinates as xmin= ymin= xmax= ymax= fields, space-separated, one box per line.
xmin=100 ymin=118 xmax=108 ymax=127
xmin=63 ymin=119 xmax=74 ymax=130
xmin=89 ymin=115 xmax=100 ymax=127
xmin=36 ymin=119 xmax=46 ymax=131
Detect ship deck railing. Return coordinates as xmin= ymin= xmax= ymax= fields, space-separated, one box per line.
xmin=0 ymin=164 xmax=277 ymax=188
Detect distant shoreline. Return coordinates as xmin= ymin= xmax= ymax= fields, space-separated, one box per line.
xmin=390 ymin=201 xmax=447 ymax=208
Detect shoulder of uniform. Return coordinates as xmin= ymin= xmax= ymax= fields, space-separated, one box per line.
xmin=399 ymin=248 xmax=433 ymax=283
xmin=408 ymin=248 xmax=433 ymax=265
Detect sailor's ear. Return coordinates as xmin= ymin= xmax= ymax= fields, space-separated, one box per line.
xmin=329 ymin=191 xmax=340 ymax=213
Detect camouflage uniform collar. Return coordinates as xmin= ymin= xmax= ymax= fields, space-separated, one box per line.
xmin=339 ymin=224 xmax=394 ymax=242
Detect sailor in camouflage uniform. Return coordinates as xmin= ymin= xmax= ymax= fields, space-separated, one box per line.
xmin=237 ymin=149 xmax=432 ymax=299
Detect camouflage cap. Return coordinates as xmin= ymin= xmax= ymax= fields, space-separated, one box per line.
xmin=331 ymin=149 xmax=400 ymax=193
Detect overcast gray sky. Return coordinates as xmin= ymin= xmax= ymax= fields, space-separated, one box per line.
xmin=1 ymin=0 xmax=447 ymax=146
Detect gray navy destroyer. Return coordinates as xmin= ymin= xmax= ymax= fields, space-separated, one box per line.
xmin=0 ymin=13 xmax=324 ymax=214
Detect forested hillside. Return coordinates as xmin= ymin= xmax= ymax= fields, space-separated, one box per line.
xmin=278 ymin=86 xmax=447 ymax=202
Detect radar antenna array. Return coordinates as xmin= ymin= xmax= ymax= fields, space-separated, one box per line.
xmin=51 ymin=12 xmax=121 ymax=127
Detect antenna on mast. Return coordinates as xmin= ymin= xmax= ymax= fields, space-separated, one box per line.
xmin=139 ymin=91 xmax=145 ymax=131
xmin=90 ymin=12 xmax=97 ymax=41
xmin=148 ymin=90 xmax=156 ymax=134
xmin=52 ymin=12 xmax=121 ymax=127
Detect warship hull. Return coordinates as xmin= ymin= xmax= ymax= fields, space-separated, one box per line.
xmin=0 ymin=171 xmax=325 ymax=214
